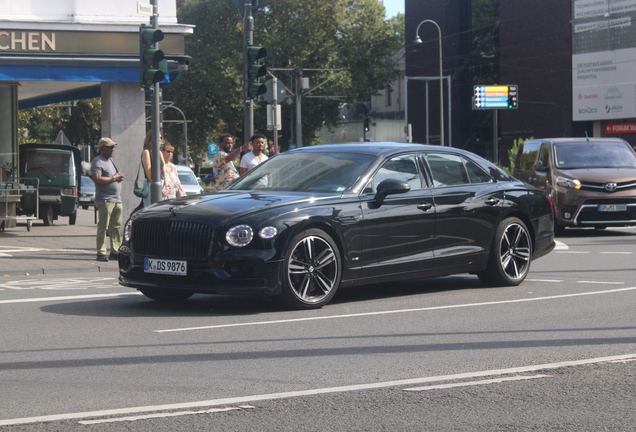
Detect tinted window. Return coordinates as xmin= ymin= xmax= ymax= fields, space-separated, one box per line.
xmin=367 ymin=154 xmax=421 ymax=193
xmin=425 ymin=153 xmax=469 ymax=187
xmin=464 ymin=158 xmax=491 ymax=183
xmin=25 ymin=150 xmax=74 ymax=175
xmin=539 ymin=144 xmax=550 ymax=167
xmin=517 ymin=142 xmax=540 ymax=171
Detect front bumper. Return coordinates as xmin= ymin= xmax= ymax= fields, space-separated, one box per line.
xmin=118 ymin=248 xmax=284 ymax=296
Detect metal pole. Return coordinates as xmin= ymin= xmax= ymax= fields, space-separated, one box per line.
xmin=272 ymin=77 xmax=279 ymax=154
xmin=425 ymin=80 xmax=429 ymax=143
xmin=243 ymin=0 xmax=254 ymax=145
xmin=404 ymin=76 xmax=409 ymax=142
xmin=150 ymin=0 xmax=162 ymax=204
xmin=493 ymin=110 xmax=498 ymax=163
xmin=295 ymin=67 xmax=303 ymax=147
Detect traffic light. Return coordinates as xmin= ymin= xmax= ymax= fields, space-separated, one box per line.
xmin=245 ymin=44 xmax=267 ymax=99
xmin=139 ymin=24 xmax=165 ymax=89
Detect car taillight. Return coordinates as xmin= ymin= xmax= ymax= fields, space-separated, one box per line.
xmin=547 ymin=195 xmax=554 ymax=214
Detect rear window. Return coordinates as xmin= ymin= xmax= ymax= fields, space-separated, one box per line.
xmin=555 ymin=142 xmax=636 ymax=169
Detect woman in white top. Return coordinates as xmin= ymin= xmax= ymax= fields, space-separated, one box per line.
xmin=161 ymin=143 xmax=185 ymax=200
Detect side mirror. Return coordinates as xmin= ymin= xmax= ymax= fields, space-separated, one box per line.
xmin=534 ymin=160 xmax=548 ymax=172
xmin=370 ymin=178 xmax=411 ymax=208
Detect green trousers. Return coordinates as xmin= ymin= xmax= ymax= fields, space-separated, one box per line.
xmin=95 ymin=201 xmax=122 ymax=256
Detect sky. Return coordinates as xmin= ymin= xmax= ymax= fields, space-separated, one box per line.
xmin=382 ymin=0 xmax=405 ymax=18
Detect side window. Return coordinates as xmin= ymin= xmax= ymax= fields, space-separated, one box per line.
xmin=425 ymin=153 xmax=469 ymax=187
xmin=539 ymin=144 xmax=550 ymax=168
xmin=464 ymin=158 xmax=491 ymax=183
xmin=517 ymin=142 xmax=540 ymax=171
xmin=366 ymin=154 xmax=421 ymax=193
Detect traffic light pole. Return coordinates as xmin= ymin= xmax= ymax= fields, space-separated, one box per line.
xmin=150 ymin=0 xmax=162 ymax=204
xmin=243 ymin=0 xmax=254 ymax=144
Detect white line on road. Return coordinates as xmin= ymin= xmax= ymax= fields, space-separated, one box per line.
xmin=600 ymin=251 xmax=633 ymax=254
xmin=155 ymin=286 xmax=636 ymax=333
xmin=78 ymin=405 xmax=255 ymax=425
xmin=403 ymin=374 xmax=550 ymax=392
xmin=0 ymin=292 xmax=141 ymax=304
xmin=1 ymin=353 xmax=634 ymax=427
xmin=577 ymin=281 xmax=624 ymax=285
xmin=556 ymin=251 xmax=589 ymax=254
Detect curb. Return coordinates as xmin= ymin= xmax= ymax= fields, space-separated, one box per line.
xmin=1 ymin=266 xmax=119 ymax=277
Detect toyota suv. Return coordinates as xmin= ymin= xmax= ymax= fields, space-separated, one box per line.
xmin=514 ymin=137 xmax=636 ymax=235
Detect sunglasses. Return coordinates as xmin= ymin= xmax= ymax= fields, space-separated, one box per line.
xmin=162 ymin=150 xmax=174 ymax=154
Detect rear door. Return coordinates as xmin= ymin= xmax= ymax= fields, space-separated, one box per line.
xmin=423 ymin=152 xmax=505 ymax=270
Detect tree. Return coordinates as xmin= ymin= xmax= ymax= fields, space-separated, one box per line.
xmin=162 ymin=0 xmax=402 ymax=162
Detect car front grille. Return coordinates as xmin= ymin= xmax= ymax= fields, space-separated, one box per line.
xmin=576 ymin=199 xmax=636 ymax=224
xmin=580 ymin=180 xmax=636 ymax=192
xmin=132 ymin=220 xmax=214 ymax=260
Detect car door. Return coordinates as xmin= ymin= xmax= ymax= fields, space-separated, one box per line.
xmin=358 ymin=153 xmax=436 ymax=281
xmin=423 ymin=152 xmax=505 ymax=270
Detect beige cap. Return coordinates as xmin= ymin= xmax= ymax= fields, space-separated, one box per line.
xmin=97 ymin=137 xmax=117 ymax=148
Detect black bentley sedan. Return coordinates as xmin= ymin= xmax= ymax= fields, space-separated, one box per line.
xmin=118 ymin=143 xmax=555 ymax=309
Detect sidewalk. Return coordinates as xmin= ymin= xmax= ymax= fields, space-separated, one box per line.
xmin=0 ymin=207 xmax=119 ymax=276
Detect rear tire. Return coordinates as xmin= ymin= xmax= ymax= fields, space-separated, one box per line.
xmin=279 ymin=228 xmax=341 ymax=310
xmin=139 ymin=288 xmax=194 ymax=302
xmin=478 ymin=217 xmax=532 ymax=287
xmin=69 ymin=210 xmax=77 ymax=225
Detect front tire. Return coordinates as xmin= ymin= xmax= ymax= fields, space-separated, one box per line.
xmin=139 ymin=288 xmax=193 ymax=302
xmin=280 ymin=228 xmax=342 ymax=310
xmin=41 ymin=205 xmax=54 ymax=226
xmin=69 ymin=210 xmax=77 ymax=225
xmin=478 ymin=217 xmax=532 ymax=287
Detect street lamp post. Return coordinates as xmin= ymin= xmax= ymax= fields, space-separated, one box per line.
xmin=413 ymin=20 xmax=444 ymax=146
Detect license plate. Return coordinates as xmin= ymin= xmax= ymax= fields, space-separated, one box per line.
xmin=144 ymin=258 xmax=187 ymax=275
xmin=79 ymin=197 xmax=91 ymax=202
xmin=598 ymin=204 xmax=627 ymax=212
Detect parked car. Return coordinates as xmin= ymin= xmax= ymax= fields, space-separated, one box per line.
xmin=201 ymin=173 xmax=215 ymax=186
xmin=174 ymin=165 xmax=204 ymax=196
xmin=79 ymin=175 xmax=96 ymax=209
xmin=118 ymin=143 xmax=555 ymax=309
xmin=513 ymin=137 xmax=636 ymax=235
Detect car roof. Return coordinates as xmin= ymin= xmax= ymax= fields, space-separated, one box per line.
xmin=174 ymin=165 xmax=194 ymax=171
xmin=289 ymin=142 xmax=479 ymax=158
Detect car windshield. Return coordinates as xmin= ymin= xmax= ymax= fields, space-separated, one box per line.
xmin=24 ymin=150 xmax=74 ymax=175
xmin=228 ymin=151 xmax=376 ymax=192
xmin=178 ymin=169 xmax=198 ymax=185
xmin=555 ymin=142 xmax=636 ymax=169
xmin=81 ymin=176 xmax=95 ymax=187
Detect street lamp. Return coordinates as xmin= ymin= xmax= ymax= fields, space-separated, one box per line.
xmin=413 ymin=20 xmax=444 ymax=146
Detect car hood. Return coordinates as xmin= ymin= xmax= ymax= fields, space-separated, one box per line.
xmin=555 ymin=167 xmax=636 ymax=182
xmin=134 ymin=190 xmax=339 ymax=224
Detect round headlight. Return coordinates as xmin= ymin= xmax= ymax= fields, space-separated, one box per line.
xmin=259 ymin=226 xmax=278 ymax=240
xmin=123 ymin=219 xmax=132 ymax=242
xmin=226 ymin=225 xmax=254 ymax=247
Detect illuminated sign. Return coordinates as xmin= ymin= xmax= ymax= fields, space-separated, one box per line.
xmin=473 ymin=85 xmax=518 ymax=110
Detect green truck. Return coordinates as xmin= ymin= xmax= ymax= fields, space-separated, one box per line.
xmin=18 ymin=144 xmax=83 ymax=226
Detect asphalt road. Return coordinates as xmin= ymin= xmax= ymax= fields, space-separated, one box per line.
xmin=0 ymin=227 xmax=635 ymax=430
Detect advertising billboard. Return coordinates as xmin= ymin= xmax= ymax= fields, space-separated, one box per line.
xmin=572 ymin=0 xmax=636 ymax=121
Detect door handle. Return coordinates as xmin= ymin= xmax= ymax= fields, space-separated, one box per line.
xmin=485 ymin=198 xmax=500 ymax=206
xmin=417 ymin=203 xmax=433 ymax=211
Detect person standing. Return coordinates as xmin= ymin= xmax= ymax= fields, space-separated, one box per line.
xmin=91 ymin=137 xmax=124 ymax=262
xmin=212 ymin=133 xmax=251 ymax=190
xmin=140 ymin=130 xmax=166 ymax=207
xmin=161 ymin=143 xmax=185 ymax=200
xmin=240 ymin=133 xmax=269 ymax=175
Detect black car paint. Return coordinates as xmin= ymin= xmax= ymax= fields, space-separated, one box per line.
xmin=119 ymin=143 xmax=555 ymax=303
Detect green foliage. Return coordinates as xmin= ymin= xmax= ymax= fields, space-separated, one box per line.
xmin=502 ymin=136 xmax=533 ymax=174
xmin=162 ymin=0 xmax=403 ymax=163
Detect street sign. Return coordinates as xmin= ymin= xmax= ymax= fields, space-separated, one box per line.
xmin=137 ymin=2 xmax=152 ymax=16
xmin=267 ymin=104 xmax=281 ymax=130
xmin=207 ymin=142 xmax=218 ymax=159
xmin=473 ymin=85 xmax=518 ymax=109
xmin=262 ymin=79 xmax=290 ymax=104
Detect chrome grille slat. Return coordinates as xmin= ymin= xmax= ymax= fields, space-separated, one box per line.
xmin=132 ymin=220 xmax=214 ymax=260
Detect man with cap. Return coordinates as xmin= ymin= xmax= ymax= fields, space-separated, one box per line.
xmin=91 ymin=137 xmax=125 ymax=262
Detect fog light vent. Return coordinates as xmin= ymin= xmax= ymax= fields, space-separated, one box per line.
xmin=564 ymin=212 xmax=572 ymax=220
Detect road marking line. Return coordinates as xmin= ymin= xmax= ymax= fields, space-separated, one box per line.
xmin=526 ymin=279 xmax=563 ymax=282
xmin=156 ymin=286 xmax=636 ymax=333
xmin=554 ymin=240 xmax=568 ymax=250
xmin=556 ymin=251 xmax=589 ymax=254
xmin=0 ymin=353 xmax=634 ymax=427
xmin=78 ymin=405 xmax=255 ymax=425
xmin=600 ymin=251 xmax=633 ymax=254
xmin=577 ymin=281 xmax=624 ymax=285
xmin=0 ymin=292 xmax=140 ymax=304
xmin=404 ymin=374 xmax=550 ymax=392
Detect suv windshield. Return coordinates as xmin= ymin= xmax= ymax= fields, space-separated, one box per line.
xmin=555 ymin=142 xmax=636 ymax=169
xmin=24 ymin=150 xmax=75 ymax=176
xmin=229 ymin=152 xmax=375 ymax=192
